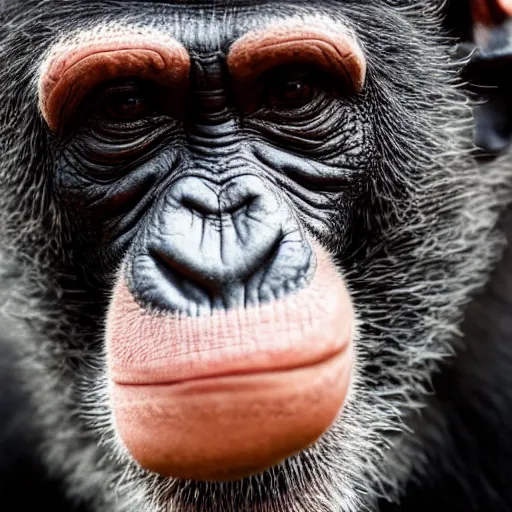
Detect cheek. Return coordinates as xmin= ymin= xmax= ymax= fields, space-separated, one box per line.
xmin=106 ymin=244 xmax=355 ymax=482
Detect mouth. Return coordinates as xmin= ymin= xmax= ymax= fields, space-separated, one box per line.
xmin=111 ymin=346 xmax=353 ymax=481
xmin=107 ymin=245 xmax=355 ymax=482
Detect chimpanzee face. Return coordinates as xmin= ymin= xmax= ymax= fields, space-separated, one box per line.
xmin=0 ymin=1 xmax=509 ymax=511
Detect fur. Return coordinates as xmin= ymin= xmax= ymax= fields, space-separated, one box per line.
xmin=1 ymin=1 xmax=512 ymax=511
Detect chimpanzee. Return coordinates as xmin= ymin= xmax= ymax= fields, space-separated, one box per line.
xmin=1 ymin=0 xmax=512 ymax=511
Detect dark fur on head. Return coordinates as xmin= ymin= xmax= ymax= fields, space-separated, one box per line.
xmin=1 ymin=1 xmax=512 ymax=511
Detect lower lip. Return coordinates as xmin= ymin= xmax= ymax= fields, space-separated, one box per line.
xmin=110 ymin=344 xmax=353 ymax=482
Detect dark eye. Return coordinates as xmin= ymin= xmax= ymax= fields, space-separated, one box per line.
xmin=263 ymin=68 xmax=317 ymax=110
xmin=100 ymin=83 xmax=153 ymax=122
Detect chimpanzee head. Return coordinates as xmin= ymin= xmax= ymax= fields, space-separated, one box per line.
xmin=0 ymin=1 xmax=511 ymax=511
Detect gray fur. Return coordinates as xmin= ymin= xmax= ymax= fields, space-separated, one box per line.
xmin=0 ymin=1 xmax=511 ymax=511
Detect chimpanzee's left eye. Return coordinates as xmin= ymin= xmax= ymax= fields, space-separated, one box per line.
xmin=98 ymin=82 xmax=154 ymax=122
xmin=261 ymin=66 xmax=333 ymax=111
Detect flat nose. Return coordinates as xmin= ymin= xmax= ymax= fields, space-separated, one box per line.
xmin=130 ymin=175 xmax=315 ymax=316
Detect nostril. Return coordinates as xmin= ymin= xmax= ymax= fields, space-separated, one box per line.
xmin=180 ymin=195 xmax=219 ymax=217
xmin=180 ymin=192 xmax=259 ymax=217
xmin=149 ymin=246 xmax=220 ymax=295
xmin=219 ymin=193 xmax=258 ymax=216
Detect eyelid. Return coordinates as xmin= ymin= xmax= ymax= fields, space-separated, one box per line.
xmin=98 ymin=82 xmax=148 ymax=106
xmin=243 ymin=65 xmax=335 ymax=116
xmin=102 ymin=82 xmax=144 ymax=95
xmin=265 ymin=65 xmax=335 ymax=87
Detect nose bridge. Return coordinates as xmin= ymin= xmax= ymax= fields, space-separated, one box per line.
xmin=189 ymin=52 xmax=232 ymax=123
xmin=185 ymin=51 xmax=246 ymax=161
xmin=186 ymin=120 xmax=243 ymax=159
xmin=185 ymin=65 xmax=243 ymax=164
xmin=173 ymin=174 xmax=271 ymax=216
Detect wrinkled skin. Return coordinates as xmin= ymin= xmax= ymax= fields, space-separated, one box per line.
xmin=2 ymin=1 xmax=512 ymax=511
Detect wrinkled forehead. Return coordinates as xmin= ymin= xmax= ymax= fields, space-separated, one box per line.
xmin=53 ymin=0 xmax=354 ymax=54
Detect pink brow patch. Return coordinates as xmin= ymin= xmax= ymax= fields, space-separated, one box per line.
xmin=39 ymin=34 xmax=190 ymax=133
xmin=227 ymin=23 xmax=366 ymax=93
